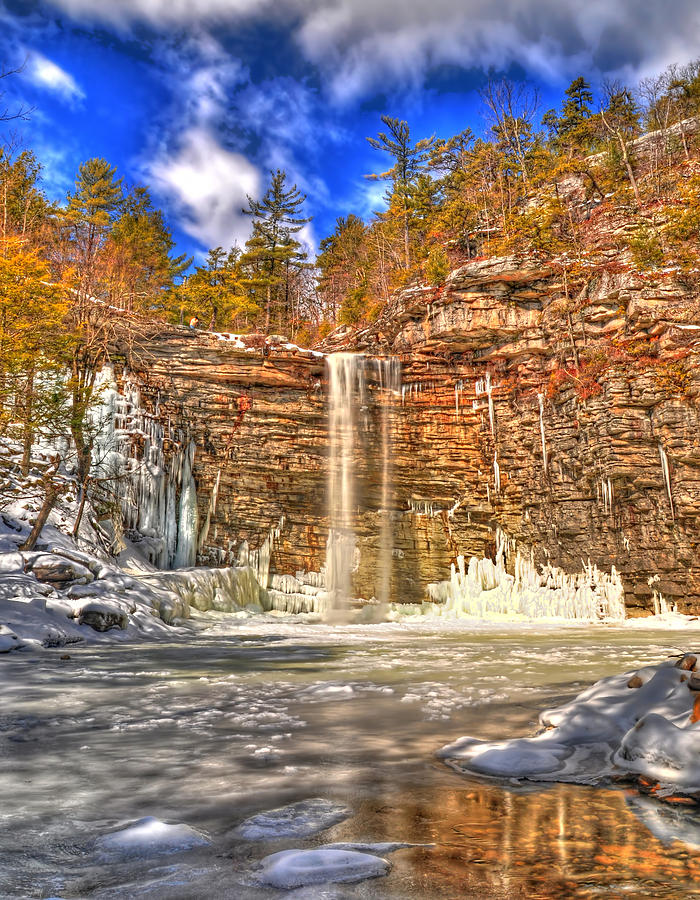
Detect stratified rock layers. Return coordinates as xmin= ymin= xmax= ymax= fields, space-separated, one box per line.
xmin=120 ymin=256 xmax=700 ymax=614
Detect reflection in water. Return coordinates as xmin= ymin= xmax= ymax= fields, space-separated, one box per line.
xmin=379 ymin=782 xmax=700 ymax=898
xmin=0 ymin=623 xmax=698 ymax=898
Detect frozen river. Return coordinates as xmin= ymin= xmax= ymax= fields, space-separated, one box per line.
xmin=2 ymin=617 xmax=699 ymax=898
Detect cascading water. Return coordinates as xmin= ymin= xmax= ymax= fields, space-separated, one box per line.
xmin=324 ymin=353 xmax=401 ymax=612
xmin=326 ymin=354 xmax=366 ymax=610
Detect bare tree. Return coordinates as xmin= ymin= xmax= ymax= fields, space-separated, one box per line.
xmin=1 ymin=61 xmax=33 ymax=123
xmin=480 ymin=77 xmax=540 ymax=186
xmin=599 ymin=80 xmax=641 ymax=204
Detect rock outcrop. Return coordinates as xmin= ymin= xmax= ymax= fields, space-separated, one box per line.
xmin=117 ymin=256 xmax=700 ymax=615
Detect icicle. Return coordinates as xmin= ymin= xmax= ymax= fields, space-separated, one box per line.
xmin=426 ymin=535 xmax=626 ymax=621
xmin=493 ymin=451 xmax=501 ymax=494
xmin=537 ymin=393 xmax=548 ymax=474
xmin=601 ymin=478 xmax=613 ymax=516
xmin=658 ymin=443 xmax=675 ymax=520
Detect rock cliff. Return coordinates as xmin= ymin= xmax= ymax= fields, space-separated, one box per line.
xmin=116 ymin=254 xmax=700 ymax=615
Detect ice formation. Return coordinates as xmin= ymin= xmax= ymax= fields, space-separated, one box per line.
xmin=426 ymin=530 xmax=626 ymax=621
xmin=438 ymin=652 xmax=700 ymax=797
xmin=537 ymin=392 xmax=548 ymax=473
xmin=601 ymin=477 xmax=614 ymax=516
xmin=91 ymin=367 xmax=200 ymax=569
xmin=232 ymin=798 xmax=351 ymax=840
xmin=659 ymin=443 xmax=675 ymax=520
xmin=95 ymin=816 xmax=210 ymax=859
xmin=475 ymin=372 xmax=495 ymax=435
xmin=258 ymin=847 xmax=390 ymax=889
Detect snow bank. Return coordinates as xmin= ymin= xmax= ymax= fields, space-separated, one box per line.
xmin=438 ymin=652 xmax=700 ymax=798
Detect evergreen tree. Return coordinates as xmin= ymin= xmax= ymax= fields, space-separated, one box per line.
xmin=366 ymin=116 xmax=435 ymax=269
xmin=240 ymin=169 xmax=311 ymax=332
xmin=0 ymin=148 xmax=48 ymax=239
xmin=543 ymin=78 xmax=595 ymax=157
xmin=179 ymin=244 xmax=256 ymax=331
xmin=317 ymin=215 xmax=368 ymax=323
xmin=105 ymin=186 xmax=190 ymax=313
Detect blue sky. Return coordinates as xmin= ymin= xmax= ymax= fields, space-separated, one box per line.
xmin=1 ymin=0 xmax=698 ymax=264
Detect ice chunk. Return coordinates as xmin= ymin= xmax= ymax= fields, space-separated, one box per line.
xmin=258 ymin=848 xmax=390 ymax=889
xmin=233 ymin=798 xmax=351 ymax=840
xmin=95 ymin=816 xmax=210 ymax=859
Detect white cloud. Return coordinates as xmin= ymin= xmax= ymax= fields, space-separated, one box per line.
xmin=149 ymin=126 xmax=261 ymax=249
xmin=46 ymin=0 xmax=270 ymax=28
xmin=25 ymin=50 xmax=85 ymax=104
xmin=44 ymin=0 xmax=700 ymax=100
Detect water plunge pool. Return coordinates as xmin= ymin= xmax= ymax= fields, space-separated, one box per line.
xmin=1 ymin=618 xmax=698 ymax=897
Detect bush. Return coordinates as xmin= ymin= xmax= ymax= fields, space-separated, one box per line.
xmin=425 ymin=246 xmax=450 ymax=285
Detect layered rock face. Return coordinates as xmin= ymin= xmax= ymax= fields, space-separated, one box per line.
xmin=118 ymin=256 xmax=700 ymax=615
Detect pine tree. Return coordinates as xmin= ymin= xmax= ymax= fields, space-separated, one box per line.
xmin=240 ymin=170 xmax=311 ymax=332
xmin=179 ymin=245 xmax=256 ymax=331
xmin=366 ymin=116 xmax=435 ymax=268
xmin=58 ymin=158 xmax=125 ymax=526
xmin=317 ymin=215 xmax=368 ymax=323
xmin=104 ymin=186 xmax=190 ymax=313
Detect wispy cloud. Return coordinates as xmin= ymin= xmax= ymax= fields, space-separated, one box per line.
xmin=24 ymin=50 xmax=85 ymax=105
xmin=149 ymin=125 xmax=261 ymax=249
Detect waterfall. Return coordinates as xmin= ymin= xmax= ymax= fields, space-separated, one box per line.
xmin=326 ymin=353 xmax=366 ymax=607
xmin=376 ymin=357 xmax=401 ymax=607
xmin=325 ymin=353 xmax=400 ymax=610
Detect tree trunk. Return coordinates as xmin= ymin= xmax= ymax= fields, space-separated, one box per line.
xmin=617 ymin=132 xmax=640 ymax=204
xmin=72 ymin=477 xmax=90 ymax=538
xmin=403 ymin=207 xmax=410 ymax=269
xmin=20 ymin=458 xmax=61 ymax=552
xmin=21 ymin=366 xmax=35 ymax=476
xmin=265 ymin=284 xmax=271 ymax=332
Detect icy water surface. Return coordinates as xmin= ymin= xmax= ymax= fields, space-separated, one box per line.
xmin=1 ymin=618 xmax=699 ymax=898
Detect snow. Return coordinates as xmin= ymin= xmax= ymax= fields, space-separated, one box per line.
xmin=95 ymin=816 xmax=210 ymax=859
xmin=438 ymin=652 xmax=700 ymax=796
xmin=232 ymin=798 xmax=351 ymax=840
xmin=258 ymin=847 xmax=390 ymax=889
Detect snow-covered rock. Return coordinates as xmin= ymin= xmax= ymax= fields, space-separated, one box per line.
xmin=258 ymin=848 xmax=390 ymax=889
xmin=438 ymin=652 xmax=700 ymax=797
xmin=0 ymin=624 xmax=22 ymax=652
xmin=95 ymin=816 xmax=210 ymax=859
xmin=233 ymin=798 xmax=351 ymax=840
xmin=73 ymin=600 xmax=128 ymax=632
